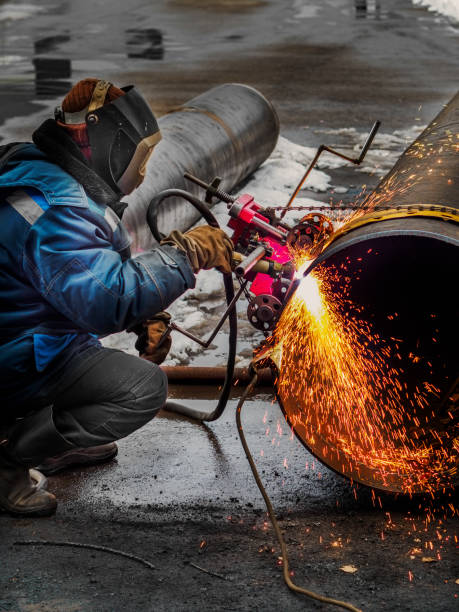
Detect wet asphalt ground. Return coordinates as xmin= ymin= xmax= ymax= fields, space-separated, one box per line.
xmin=1 ymin=1 xmax=459 ymax=611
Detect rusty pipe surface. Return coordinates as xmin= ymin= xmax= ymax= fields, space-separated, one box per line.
xmin=277 ymin=93 xmax=459 ymax=493
xmin=123 ymin=83 xmax=279 ymax=251
xmin=161 ymin=365 xmax=274 ymax=386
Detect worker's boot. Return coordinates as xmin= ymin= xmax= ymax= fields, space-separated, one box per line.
xmin=0 ymin=405 xmax=74 ymax=517
xmin=0 ymin=447 xmax=57 ymax=517
xmin=37 ymin=443 xmax=118 ymax=476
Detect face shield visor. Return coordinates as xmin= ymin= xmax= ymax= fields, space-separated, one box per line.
xmin=85 ymin=85 xmax=161 ymax=195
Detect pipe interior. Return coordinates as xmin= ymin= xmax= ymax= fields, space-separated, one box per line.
xmin=318 ymin=234 xmax=458 ymax=465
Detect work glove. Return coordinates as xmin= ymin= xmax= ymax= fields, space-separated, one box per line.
xmin=133 ymin=311 xmax=172 ymax=365
xmin=160 ymin=226 xmax=234 ymax=274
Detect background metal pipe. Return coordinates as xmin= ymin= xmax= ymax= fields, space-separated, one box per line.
xmin=123 ymin=83 xmax=279 ymax=251
xmin=161 ymin=366 xmax=274 ymax=386
xmin=278 ymin=93 xmax=459 ymax=493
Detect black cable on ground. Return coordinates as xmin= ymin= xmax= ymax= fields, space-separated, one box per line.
xmin=14 ymin=540 xmax=156 ymax=571
xmin=236 ymin=373 xmax=362 ymax=612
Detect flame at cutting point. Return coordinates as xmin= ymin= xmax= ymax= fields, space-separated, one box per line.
xmin=295 ymin=273 xmax=325 ymax=320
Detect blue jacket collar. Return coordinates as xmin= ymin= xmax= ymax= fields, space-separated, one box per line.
xmin=0 ymin=143 xmax=88 ymax=208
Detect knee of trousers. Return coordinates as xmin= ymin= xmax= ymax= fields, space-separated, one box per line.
xmin=128 ymin=362 xmax=168 ymax=422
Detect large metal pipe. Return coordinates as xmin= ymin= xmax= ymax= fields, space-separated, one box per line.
xmin=277 ymin=93 xmax=459 ymax=493
xmin=123 ymin=83 xmax=279 ymax=251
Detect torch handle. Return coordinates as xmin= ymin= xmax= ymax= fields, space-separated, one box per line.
xmin=233 ymin=246 xmax=267 ymax=277
xmin=232 ymin=250 xmax=290 ymax=277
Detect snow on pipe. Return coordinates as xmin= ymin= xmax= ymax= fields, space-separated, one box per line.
xmin=123 ymin=83 xmax=279 ymax=251
xmin=277 ymin=92 xmax=459 ymax=493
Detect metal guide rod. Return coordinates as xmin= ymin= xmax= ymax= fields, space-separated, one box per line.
xmin=184 ymin=172 xmax=235 ymax=204
xmin=280 ymin=120 xmax=380 ymax=219
xmin=163 ymin=281 xmax=248 ymax=349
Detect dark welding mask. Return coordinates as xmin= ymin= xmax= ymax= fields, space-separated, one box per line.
xmin=58 ymin=81 xmax=161 ymax=195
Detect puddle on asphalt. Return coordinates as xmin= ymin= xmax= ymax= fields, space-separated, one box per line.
xmin=1 ymin=0 xmax=451 ymax=134
xmin=169 ymin=0 xmax=266 ymax=10
xmin=34 ymin=34 xmax=70 ymax=55
xmin=33 ymin=57 xmax=72 ymax=97
xmin=126 ymin=28 xmax=165 ymax=60
xmin=354 ymin=0 xmax=390 ymax=20
xmin=0 ymin=2 xmax=175 ymax=127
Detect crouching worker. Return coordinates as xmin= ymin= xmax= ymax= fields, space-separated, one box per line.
xmin=0 ymin=79 xmax=234 ymax=516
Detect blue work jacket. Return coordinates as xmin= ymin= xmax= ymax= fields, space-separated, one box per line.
xmin=0 ymin=144 xmax=195 ymax=404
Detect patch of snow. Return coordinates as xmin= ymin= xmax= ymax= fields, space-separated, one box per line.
xmin=250 ymin=158 xmax=331 ymax=195
xmin=0 ymin=55 xmax=26 ymax=66
xmin=292 ymin=0 xmax=320 ymax=19
xmin=0 ymin=3 xmax=46 ymax=22
xmin=314 ymin=124 xmax=425 ymax=177
xmin=102 ymin=330 xmax=137 ymax=356
xmin=184 ymin=269 xmax=224 ymax=300
xmin=412 ymin=0 xmax=459 ymax=22
xmin=271 ymin=135 xmax=349 ymax=170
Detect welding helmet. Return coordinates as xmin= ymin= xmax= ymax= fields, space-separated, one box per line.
xmin=56 ymin=80 xmax=161 ymax=195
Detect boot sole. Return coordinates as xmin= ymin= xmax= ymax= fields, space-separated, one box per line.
xmin=0 ymin=497 xmax=57 ymax=517
xmin=37 ymin=446 xmax=118 ymax=476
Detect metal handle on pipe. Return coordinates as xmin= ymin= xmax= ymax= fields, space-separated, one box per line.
xmin=184 ymin=172 xmax=235 ymax=204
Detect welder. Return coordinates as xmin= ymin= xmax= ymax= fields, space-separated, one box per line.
xmin=0 ymin=79 xmax=234 ymax=517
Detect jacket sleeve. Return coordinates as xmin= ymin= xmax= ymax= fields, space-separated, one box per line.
xmin=22 ymin=205 xmax=196 ymax=335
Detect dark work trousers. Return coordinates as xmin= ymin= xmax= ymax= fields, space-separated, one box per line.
xmin=2 ymin=346 xmax=167 ymax=466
